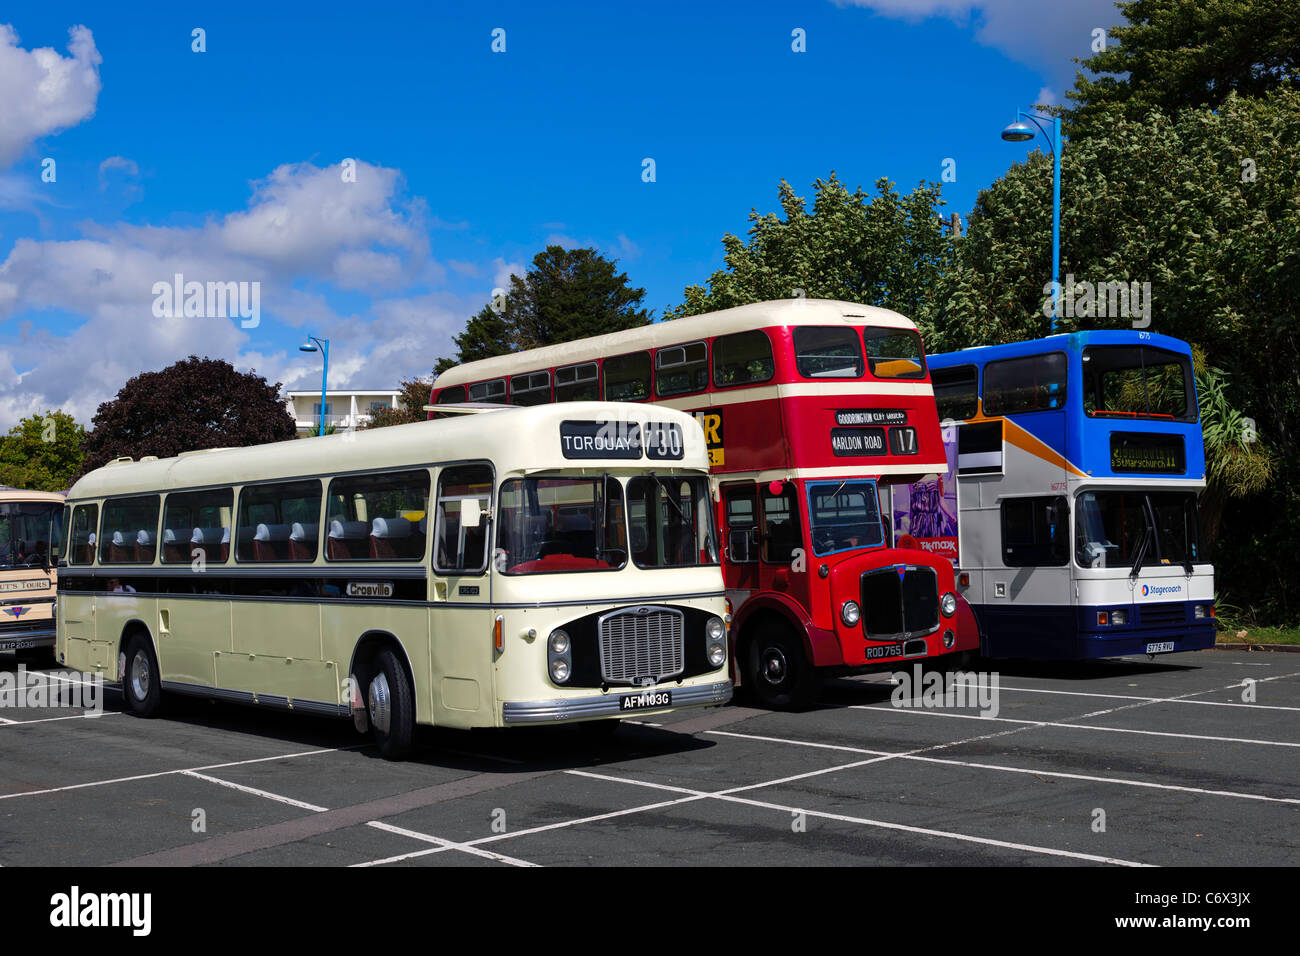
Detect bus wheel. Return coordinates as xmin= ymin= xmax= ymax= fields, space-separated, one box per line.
xmin=747 ymin=629 xmax=821 ymax=710
xmin=368 ymin=647 xmax=414 ymax=760
xmin=120 ymin=633 xmax=161 ymax=717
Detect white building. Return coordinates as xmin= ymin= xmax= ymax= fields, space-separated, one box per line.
xmin=285 ymin=389 xmax=402 ymax=435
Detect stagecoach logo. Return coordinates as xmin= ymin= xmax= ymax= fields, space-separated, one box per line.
xmin=346 ymin=581 xmax=393 ymax=598
xmin=1141 ymin=583 xmax=1183 ymax=598
xmin=0 ymin=578 xmax=49 ymax=593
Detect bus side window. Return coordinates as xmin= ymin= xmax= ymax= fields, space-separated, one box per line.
xmin=434 ymin=464 xmax=492 ymax=575
xmin=1000 ymin=496 xmax=1068 ymax=567
xmin=723 ymin=484 xmax=758 ymax=563
xmin=932 ymin=364 xmax=979 ymax=421
xmin=69 ymin=504 xmax=99 ymax=565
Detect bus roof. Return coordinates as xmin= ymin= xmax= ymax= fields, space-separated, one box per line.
xmin=433 ymin=298 xmax=918 ymax=390
xmin=0 ymin=488 xmax=66 ymax=503
xmin=67 ymin=402 xmax=711 ymax=501
xmin=928 ymin=330 xmax=1194 ymax=368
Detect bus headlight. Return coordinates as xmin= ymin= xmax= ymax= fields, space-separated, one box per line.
xmin=548 ymin=629 xmax=572 ymax=684
xmin=940 ymin=592 xmax=957 ymax=617
xmin=706 ymin=616 xmax=727 ymax=667
xmin=1194 ymin=605 xmax=1211 ymax=619
xmin=841 ymin=601 xmax=861 ymax=627
xmin=1111 ymin=609 xmax=1127 ymax=625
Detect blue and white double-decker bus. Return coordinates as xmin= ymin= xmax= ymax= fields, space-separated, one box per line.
xmin=924 ymin=330 xmax=1215 ymax=660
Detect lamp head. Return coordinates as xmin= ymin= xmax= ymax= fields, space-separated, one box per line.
xmin=1001 ymin=120 xmax=1036 ymax=142
xmin=299 ymin=340 xmax=318 ymax=353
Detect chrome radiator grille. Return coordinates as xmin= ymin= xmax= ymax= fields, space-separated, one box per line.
xmin=598 ymin=606 xmax=685 ymax=685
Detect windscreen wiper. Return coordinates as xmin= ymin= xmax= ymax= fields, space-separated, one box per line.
xmin=1129 ymin=525 xmax=1153 ymax=580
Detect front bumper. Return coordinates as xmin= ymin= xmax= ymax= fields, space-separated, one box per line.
xmin=502 ymin=679 xmax=732 ymax=724
xmin=0 ymin=625 xmax=55 ymax=652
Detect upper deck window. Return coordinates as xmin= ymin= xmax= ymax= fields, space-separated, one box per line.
xmin=555 ymin=362 xmax=599 ymax=402
xmin=656 ymin=342 xmax=708 ymax=397
xmin=603 ymin=352 xmax=651 ymax=402
xmin=983 ymin=352 xmax=1067 ymax=415
xmin=435 ymin=385 xmax=466 ymax=404
xmin=467 ymin=378 xmax=507 ymax=404
xmin=793 ymin=327 xmax=865 ymax=379
xmin=932 ymin=365 xmax=979 ymax=421
xmin=510 ymin=371 xmax=550 ymax=407
xmin=713 ymin=330 xmax=775 ymax=388
xmin=1082 ymin=345 xmax=1196 ymax=422
xmin=863 ymin=328 xmax=926 ymax=379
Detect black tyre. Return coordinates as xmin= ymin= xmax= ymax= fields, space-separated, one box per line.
xmin=120 ymin=632 xmax=161 ymax=717
xmin=368 ymin=647 xmax=415 ymax=760
xmin=746 ymin=628 xmax=821 ymax=710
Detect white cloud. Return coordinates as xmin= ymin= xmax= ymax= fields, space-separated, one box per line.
xmin=492 ymin=257 xmax=525 ymax=289
xmin=0 ymin=159 xmax=473 ymax=428
xmin=0 ymin=24 xmax=102 ymax=166
xmin=834 ymin=0 xmax=1122 ymax=90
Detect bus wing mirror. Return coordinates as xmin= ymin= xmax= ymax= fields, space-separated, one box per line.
xmin=461 ymin=498 xmax=483 ymax=529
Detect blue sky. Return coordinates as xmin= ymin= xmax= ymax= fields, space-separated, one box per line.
xmin=0 ymin=0 xmax=1123 ymax=428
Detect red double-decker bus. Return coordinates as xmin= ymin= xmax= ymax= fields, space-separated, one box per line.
xmin=430 ymin=299 xmax=979 ymax=707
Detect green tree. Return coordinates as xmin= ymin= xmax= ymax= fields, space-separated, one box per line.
xmin=365 ymin=373 xmax=436 ymax=428
xmin=668 ymin=175 xmax=954 ymax=325
xmin=0 ymin=411 xmax=86 ymax=491
xmin=1060 ymin=0 xmax=1300 ymax=137
xmin=82 ymin=356 xmax=297 ymax=474
xmin=436 ymin=246 xmax=651 ymax=372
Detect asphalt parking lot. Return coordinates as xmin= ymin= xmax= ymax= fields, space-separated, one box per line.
xmin=1 ymin=649 xmax=1296 ymax=868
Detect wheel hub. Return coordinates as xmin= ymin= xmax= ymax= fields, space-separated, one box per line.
xmin=368 ymin=672 xmax=391 ymax=735
xmin=761 ymin=647 xmax=788 ymax=685
xmin=130 ymin=650 xmax=150 ymax=700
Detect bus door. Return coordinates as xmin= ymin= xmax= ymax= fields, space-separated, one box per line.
xmin=989 ymin=494 xmax=1073 ymax=657
xmin=429 ymin=463 xmax=494 ymax=718
xmin=721 ymin=483 xmax=759 ymax=610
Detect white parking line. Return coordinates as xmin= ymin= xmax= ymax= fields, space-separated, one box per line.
xmin=567 ymin=768 xmax=1153 ymax=867
xmin=994 ymin=684 xmax=1300 ymax=711
xmin=704 ymin=729 xmax=1300 ymax=805
xmin=0 ymin=711 xmax=116 ymax=726
xmin=0 ymin=745 xmax=355 ymax=801
xmin=848 ymin=706 xmax=1300 ymax=747
xmin=181 ymin=771 xmax=330 ymax=813
xmin=363 ymin=821 xmax=539 ymax=867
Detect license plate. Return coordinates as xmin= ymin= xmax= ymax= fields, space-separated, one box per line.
xmin=1146 ymin=642 xmax=1175 ymax=654
xmin=864 ymin=642 xmax=904 ymax=660
xmin=619 ymin=690 xmax=672 ymax=711
xmin=0 ymin=640 xmax=36 ymax=651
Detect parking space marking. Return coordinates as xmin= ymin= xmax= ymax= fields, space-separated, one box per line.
xmin=994 ymin=684 xmax=1300 ymax=712
xmin=0 ymin=745 xmax=353 ymax=801
xmin=0 ymin=715 xmax=14 ymax=724
xmin=364 ymin=821 xmax=539 ymax=867
xmin=181 ymin=771 xmax=330 ymax=813
xmin=567 ymin=769 xmax=1153 ymax=867
xmin=0 ymin=711 xmax=115 ymax=726
xmin=705 ymin=730 xmax=1300 ymax=805
xmin=848 ymin=706 xmax=1300 ymax=747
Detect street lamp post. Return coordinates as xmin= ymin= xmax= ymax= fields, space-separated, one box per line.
xmin=1001 ymin=110 xmax=1063 ymax=334
xmin=299 ymin=335 xmax=330 ymax=435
